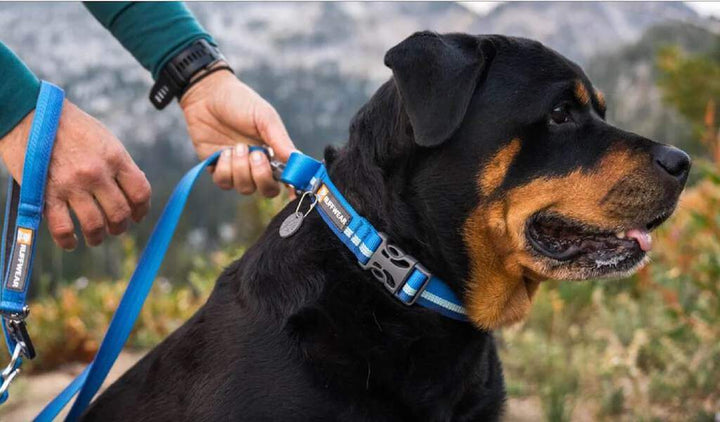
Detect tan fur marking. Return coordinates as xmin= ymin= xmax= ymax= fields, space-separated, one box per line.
xmin=480 ymin=139 xmax=521 ymax=195
xmin=574 ymin=80 xmax=590 ymax=105
xmin=464 ymin=147 xmax=648 ymax=330
xmin=595 ymin=89 xmax=606 ymax=111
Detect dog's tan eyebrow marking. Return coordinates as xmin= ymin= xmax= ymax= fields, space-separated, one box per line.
xmin=594 ymin=89 xmax=606 ymax=112
xmin=574 ymin=80 xmax=590 ymax=105
xmin=479 ymin=138 xmax=521 ymax=195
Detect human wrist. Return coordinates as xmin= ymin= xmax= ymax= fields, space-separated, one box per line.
xmin=180 ymin=60 xmax=234 ymax=99
xmin=179 ymin=66 xmax=237 ymax=111
xmin=149 ymin=39 xmax=231 ymax=110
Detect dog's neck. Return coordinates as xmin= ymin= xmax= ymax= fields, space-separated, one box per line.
xmin=322 ymin=81 xmax=469 ymax=289
xmin=225 ymin=82 xmax=501 ymax=410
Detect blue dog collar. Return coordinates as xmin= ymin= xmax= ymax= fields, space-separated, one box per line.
xmin=280 ymin=152 xmax=467 ymax=321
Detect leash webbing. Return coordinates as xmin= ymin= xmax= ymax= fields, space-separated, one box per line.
xmin=36 ymin=150 xmax=223 ymax=421
xmin=280 ymin=153 xmax=468 ymax=321
xmin=37 ymin=150 xmax=467 ymax=419
xmin=0 ymin=81 xmax=64 ymax=404
xmin=19 ymin=133 xmax=465 ymax=418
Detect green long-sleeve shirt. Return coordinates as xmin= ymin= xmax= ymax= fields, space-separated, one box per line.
xmin=0 ymin=2 xmax=214 ymax=139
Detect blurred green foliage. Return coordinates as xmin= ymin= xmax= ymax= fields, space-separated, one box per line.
xmin=657 ymin=44 xmax=720 ymax=146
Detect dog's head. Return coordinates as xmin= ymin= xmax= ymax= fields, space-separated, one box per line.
xmin=341 ymin=32 xmax=690 ymax=330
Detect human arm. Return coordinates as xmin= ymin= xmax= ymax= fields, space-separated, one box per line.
xmin=0 ymin=42 xmax=151 ymax=249
xmin=84 ymin=2 xmax=295 ymax=196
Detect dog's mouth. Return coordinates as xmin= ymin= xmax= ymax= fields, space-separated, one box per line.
xmin=525 ymin=210 xmax=671 ymax=277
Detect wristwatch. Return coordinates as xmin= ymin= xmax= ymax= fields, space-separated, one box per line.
xmin=149 ymin=39 xmax=227 ymax=110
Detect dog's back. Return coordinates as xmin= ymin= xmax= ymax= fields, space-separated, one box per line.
xmin=85 ymin=215 xmax=504 ymax=421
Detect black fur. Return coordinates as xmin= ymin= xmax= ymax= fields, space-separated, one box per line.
xmin=84 ymin=32 xmax=688 ymax=421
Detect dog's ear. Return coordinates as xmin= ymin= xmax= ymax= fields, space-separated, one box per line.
xmin=384 ymin=32 xmax=492 ymax=147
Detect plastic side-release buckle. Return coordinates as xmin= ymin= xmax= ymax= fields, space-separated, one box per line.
xmin=359 ymin=232 xmax=431 ymax=304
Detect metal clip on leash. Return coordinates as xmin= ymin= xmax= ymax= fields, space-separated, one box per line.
xmin=0 ymin=81 xmax=63 ymax=404
xmin=262 ymin=146 xmax=286 ymax=181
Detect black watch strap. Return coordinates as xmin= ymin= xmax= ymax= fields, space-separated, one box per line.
xmin=150 ymin=39 xmax=224 ymax=110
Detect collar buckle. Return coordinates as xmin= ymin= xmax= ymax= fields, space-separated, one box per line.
xmin=360 ymin=233 xmax=427 ymax=301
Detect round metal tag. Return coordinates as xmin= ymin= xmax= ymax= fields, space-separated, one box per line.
xmin=279 ymin=212 xmax=304 ymax=238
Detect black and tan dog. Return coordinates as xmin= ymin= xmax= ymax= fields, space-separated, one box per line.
xmin=85 ymin=32 xmax=690 ymax=421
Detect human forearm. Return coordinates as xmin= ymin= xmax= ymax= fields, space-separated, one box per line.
xmin=0 ymin=42 xmax=41 ymax=138
xmin=83 ymin=2 xmax=215 ymax=80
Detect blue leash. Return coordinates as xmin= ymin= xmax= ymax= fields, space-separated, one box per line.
xmin=37 ymin=152 xmax=467 ymax=420
xmin=36 ymin=150 xmax=223 ymax=421
xmin=0 ymin=81 xmax=64 ymax=404
xmin=6 ymin=85 xmax=465 ymax=419
xmin=37 ymin=145 xmax=265 ymax=421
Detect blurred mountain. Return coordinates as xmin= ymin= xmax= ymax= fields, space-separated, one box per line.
xmin=471 ymin=2 xmax=713 ymax=64
xmin=0 ymin=2 xmax=717 ymax=286
xmin=1 ymin=2 xmax=717 ymax=153
xmin=195 ymin=2 xmax=716 ymax=77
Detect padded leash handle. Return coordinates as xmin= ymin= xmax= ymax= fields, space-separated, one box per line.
xmin=0 ymin=81 xmax=64 ymax=404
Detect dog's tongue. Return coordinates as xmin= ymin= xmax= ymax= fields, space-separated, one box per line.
xmin=626 ymin=229 xmax=652 ymax=252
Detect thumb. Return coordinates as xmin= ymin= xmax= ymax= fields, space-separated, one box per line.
xmin=254 ymin=103 xmax=296 ymax=162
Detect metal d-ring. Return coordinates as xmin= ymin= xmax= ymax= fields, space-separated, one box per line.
xmin=0 ymin=342 xmax=25 ymax=398
xmin=295 ymin=190 xmax=318 ymax=218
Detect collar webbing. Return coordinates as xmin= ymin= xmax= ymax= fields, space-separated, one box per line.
xmin=280 ymin=152 xmax=467 ymax=321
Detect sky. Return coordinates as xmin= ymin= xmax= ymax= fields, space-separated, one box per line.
xmin=460 ymin=1 xmax=720 ymax=18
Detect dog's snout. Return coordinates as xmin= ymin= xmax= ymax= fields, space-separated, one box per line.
xmin=653 ymin=145 xmax=691 ymax=184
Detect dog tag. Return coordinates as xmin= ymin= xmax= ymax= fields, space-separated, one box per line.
xmin=279 ymin=212 xmax=304 ymax=238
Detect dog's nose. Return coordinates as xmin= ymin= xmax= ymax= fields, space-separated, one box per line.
xmin=653 ymin=145 xmax=691 ymax=184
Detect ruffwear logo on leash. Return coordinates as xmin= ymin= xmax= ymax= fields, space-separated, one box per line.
xmin=317 ymin=184 xmax=351 ymax=230
xmin=6 ymin=227 xmax=34 ymax=292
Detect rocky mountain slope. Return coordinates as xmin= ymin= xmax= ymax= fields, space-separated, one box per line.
xmin=0 ymin=2 xmax=717 ymax=282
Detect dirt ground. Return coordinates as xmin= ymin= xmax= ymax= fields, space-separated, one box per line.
xmin=0 ymin=351 xmax=544 ymax=421
xmin=0 ymin=351 xmax=146 ymax=421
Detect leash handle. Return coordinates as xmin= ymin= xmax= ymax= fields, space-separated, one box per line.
xmin=0 ymin=82 xmax=64 ymax=404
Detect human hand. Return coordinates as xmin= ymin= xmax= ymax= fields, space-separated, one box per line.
xmin=180 ymin=68 xmax=295 ymax=197
xmin=0 ymin=100 xmax=151 ymax=250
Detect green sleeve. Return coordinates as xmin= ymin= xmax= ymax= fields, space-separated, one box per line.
xmin=0 ymin=42 xmax=41 ymax=139
xmin=83 ymin=2 xmax=215 ymax=80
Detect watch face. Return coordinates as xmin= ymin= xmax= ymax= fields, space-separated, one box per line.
xmin=150 ymin=39 xmax=224 ymax=109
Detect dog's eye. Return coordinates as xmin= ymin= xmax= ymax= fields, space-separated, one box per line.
xmin=549 ymin=104 xmax=571 ymax=125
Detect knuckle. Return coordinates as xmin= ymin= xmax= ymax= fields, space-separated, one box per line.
xmin=107 ymin=206 xmax=130 ymax=224
xmin=106 ymin=148 xmax=125 ymax=168
xmin=236 ymin=184 xmax=255 ymax=195
xmin=83 ymin=220 xmax=105 ymax=237
xmin=262 ymin=103 xmax=279 ymax=119
xmin=75 ymin=163 xmax=105 ymax=183
xmin=50 ymin=223 xmax=74 ymax=238
xmin=131 ymin=177 xmax=152 ymax=204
